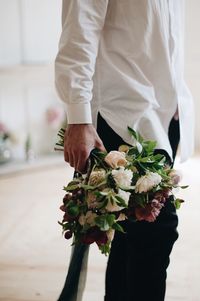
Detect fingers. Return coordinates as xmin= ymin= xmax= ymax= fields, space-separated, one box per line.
xmin=77 ymin=152 xmax=88 ymax=173
xmin=64 ymin=142 xmax=106 ymax=172
xmin=64 ymin=146 xmax=90 ymax=173
xmin=63 ymin=124 xmax=106 ymax=173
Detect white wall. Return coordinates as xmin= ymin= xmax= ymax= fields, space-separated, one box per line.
xmin=0 ymin=0 xmax=199 ymax=161
xmin=0 ymin=0 xmax=64 ymax=160
xmin=185 ymin=0 xmax=200 ymax=151
xmin=0 ymin=1 xmax=21 ymax=65
xmin=0 ymin=0 xmax=62 ymax=65
xmin=0 ymin=65 xmax=65 ymax=159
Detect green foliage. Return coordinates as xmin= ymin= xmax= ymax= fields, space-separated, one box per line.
xmin=95 ymin=214 xmax=115 ymax=231
xmin=56 ymin=126 xmax=188 ymax=256
xmin=174 ymin=198 xmax=184 ymax=210
xmin=99 ymin=243 xmax=111 ymax=256
xmin=67 ymin=201 xmax=79 ymax=217
xmin=112 ymin=222 xmax=125 ymax=233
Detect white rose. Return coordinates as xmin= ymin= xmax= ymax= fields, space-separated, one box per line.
xmin=112 ymin=167 xmax=133 ymax=187
xmin=105 ymin=151 xmax=127 ymax=168
xmin=135 ymin=172 xmax=162 ymax=193
xmin=118 ymin=189 xmax=131 ymax=205
xmin=88 ymin=169 xmax=106 ymax=186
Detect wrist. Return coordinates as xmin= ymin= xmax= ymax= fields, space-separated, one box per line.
xmin=67 ymin=123 xmax=93 ymax=128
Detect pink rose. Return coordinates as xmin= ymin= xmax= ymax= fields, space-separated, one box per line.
xmin=169 ymin=170 xmax=182 ymax=185
xmin=105 ymin=151 xmax=127 ymax=168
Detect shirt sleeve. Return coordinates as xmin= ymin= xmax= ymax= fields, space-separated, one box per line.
xmin=55 ymin=0 xmax=109 ymax=124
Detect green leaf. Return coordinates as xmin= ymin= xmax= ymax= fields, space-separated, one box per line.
xmin=127 ymin=147 xmax=139 ymax=157
xmin=139 ymin=157 xmax=155 ymax=163
xmin=95 ymin=217 xmax=110 ymax=231
xmin=98 ymin=191 xmax=109 ymax=196
xmin=99 ymin=243 xmax=111 ymax=256
xmin=81 ymin=184 xmax=95 ymax=190
xmin=180 ymin=185 xmax=189 ymax=189
xmin=114 ymin=195 xmax=128 ymax=208
xmin=63 ymin=184 xmax=79 ymax=191
xmin=142 ymin=140 xmax=157 ymax=154
xmin=127 ymin=127 xmax=143 ymax=143
xmin=112 ymin=222 xmax=125 ymax=233
xmin=106 ymin=214 xmax=116 ymax=226
xmin=95 ymin=214 xmax=115 ymax=231
xmin=67 ymin=204 xmax=79 ymax=216
xmin=174 ymin=198 xmax=184 ymax=210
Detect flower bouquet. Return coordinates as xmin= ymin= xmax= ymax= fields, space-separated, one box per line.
xmin=55 ymin=127 xmax=187 ymax=255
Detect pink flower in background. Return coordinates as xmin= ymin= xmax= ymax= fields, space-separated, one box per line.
xmin=46 ymin=106 xmax=64 ymax=129
xmin=0 ymin=122 xmax=7 ymax=133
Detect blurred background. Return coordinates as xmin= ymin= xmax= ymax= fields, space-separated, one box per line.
xmin=0 ymin=1 xmax=199 ymax=301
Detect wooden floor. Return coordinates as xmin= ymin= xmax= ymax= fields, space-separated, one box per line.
xmin=0 ymin=156 xmax=200 ymax=301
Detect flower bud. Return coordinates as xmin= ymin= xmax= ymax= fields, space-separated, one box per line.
xmin=64 ymin=231 xmax=72 ymax=239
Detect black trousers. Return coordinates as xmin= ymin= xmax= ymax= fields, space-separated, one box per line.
xmin=97 ymin=114 xmax=180 ymax=301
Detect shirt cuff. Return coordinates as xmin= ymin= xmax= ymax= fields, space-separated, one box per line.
xmin=65 ymin=103 xmax=92 ymax=124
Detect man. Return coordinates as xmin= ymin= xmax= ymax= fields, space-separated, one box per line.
xmin=55 ymin=1 xmax=194 ymax=300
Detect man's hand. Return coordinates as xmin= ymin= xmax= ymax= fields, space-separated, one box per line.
xmin=64 ymin=124 xmax=106 ymax=173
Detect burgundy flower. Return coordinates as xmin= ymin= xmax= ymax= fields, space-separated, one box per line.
xmin=135 ymin=200 xmax=164 ymax=222
xmin=64 ymin=231 xmax=72 ymax=239
xmin=63 ymin=193 xmax=72 ymax=205
xmin=60 ymin=205 xmax=66 ymax=212
xmin=81 ymin=227 xmax=108 ymax=246
xmin=96 ymin=231 xmax=108 ymax=246
xmin=154 ymin=189 xmax=170 ymax=204
xmin=81 ymin=234 xmax=96 ymax=245
xmin=63 ymin=211 xmax=75 ymax=222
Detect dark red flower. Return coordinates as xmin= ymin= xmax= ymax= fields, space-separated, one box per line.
xmin=135 ymin=200 xmax=163 ymax=222
xmin=60 ymin=205 xmax=66 ymax=212
xmin=64 ymin=231 xmax=72 ymax=239
xmin=63 ymin=193 xmax=72 ymax=205
xmin=95 ymin=231 xmax=108 ymax=246
xmin=81 ymin=226 xmax=108 ymax=246
xmin=63 ymin=211 xmax=75 ymax=222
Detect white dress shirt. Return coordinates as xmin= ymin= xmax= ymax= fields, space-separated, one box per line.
xmin=55 ymin=0 xmax=194 ymax=162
